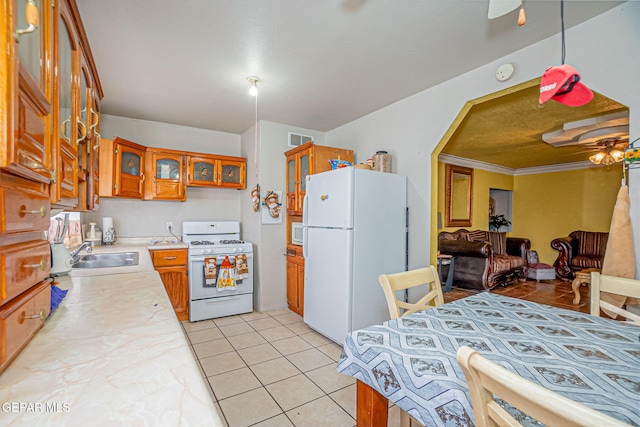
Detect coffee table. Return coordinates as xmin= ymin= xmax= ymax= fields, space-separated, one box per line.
xmin=571 ymin=268 xmax=601 ymax=304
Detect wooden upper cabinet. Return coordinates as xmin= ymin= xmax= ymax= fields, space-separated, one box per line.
xmin=0 ymin=0 xmax=53 ymax=186
xmin=144 ymin=148 xmax=187 ymax=201
xmin=100 ymin=140 xmax=246 ymax=200
xmin=43 ymin=0 xmax=101 ymax=210
xmin=98 ymin=137 xmax=146 ymax=199
xmin=50 ymin=1 xmax=80 ymax=208
xmin=285 ymin=142 xmax=354 ymax=216
xmin=187 ymin=154 xmax=246 ymax=189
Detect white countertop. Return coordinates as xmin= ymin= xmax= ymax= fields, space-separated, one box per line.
xmin=0 ymin=242 xmax=224 ymax=426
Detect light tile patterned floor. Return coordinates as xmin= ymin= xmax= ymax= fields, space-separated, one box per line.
xmin=182 ymin=309 xmax=405 ymax=427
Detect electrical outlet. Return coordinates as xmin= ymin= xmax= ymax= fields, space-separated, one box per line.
xmin=166 ymin=221 xmax=172 ymax=231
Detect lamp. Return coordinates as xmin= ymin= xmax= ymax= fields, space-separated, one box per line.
xmin=246 ymin=76 xmax=260 ymax=97
xmin=589 ymin=139 xmax=625 ymax=166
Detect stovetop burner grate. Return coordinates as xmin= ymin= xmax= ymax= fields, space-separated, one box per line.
xmin=189 ymin=239 xmax=246 ymax=246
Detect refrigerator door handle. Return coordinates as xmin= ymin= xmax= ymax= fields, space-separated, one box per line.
xmin=302 ymin=194 xmax=309 ymax=259
xmin=302 ymin=224 xmax=308 ymax=259
xmin=302 ymin=194 xmax=309 ymax=226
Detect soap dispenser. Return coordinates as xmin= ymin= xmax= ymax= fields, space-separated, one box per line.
xmin=85 ymin=222 xmax=102 ymax=247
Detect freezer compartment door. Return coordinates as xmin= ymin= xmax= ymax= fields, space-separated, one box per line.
xmin=305 ymin=168 xmax=354 ymax=229
xmin=303 ymin=227 xmax=353 ymax=343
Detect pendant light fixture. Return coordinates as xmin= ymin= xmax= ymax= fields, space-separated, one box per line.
xmin=247 ymin=76 xmax=260 ymax=97
xmin=247 ymin=76 xmax=261 ymax=178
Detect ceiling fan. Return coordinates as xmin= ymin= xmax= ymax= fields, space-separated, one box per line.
xmin=587 ymin=137 xmax=628 ymax=166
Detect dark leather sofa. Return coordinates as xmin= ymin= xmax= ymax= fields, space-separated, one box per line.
xmin=438 ymin=229 xmax=531 ymax=291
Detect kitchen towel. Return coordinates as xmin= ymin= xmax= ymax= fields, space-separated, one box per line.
xmin=50 ymin=285 xmax=68 ymax=315
xmin=235 ymin=254 xmax=248 ymax=279
xmin=204 ymin=256 xmax=217 ymax=286
xmin=217 ymin=256 xmax=236 ymax=291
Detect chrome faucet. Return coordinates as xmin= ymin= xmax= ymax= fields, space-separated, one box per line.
xmin=70 ymin=241 xmax=93 ymax=263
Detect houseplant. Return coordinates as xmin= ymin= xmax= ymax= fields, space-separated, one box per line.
xmin=489 ymin=214 xmax=511 ymax=231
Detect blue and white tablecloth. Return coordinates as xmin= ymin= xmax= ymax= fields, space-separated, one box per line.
xmin=337 ymin=293 xmax=640 ymax=426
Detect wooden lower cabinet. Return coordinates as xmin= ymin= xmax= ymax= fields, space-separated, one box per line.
xmin=286 ymin=244 xmax=304 ymax=316
xmin=150 ymin=248 xmax=188 ymax=321
xmin=0 ymin=280 xmax=51 ymax=374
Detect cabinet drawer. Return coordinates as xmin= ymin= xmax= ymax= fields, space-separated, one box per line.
xmin=150 ymin=249 xmax=187 ymax=267
xmin=1 ymin=240 xmax=51 ymax=306
xmin=286 ymin=244 xmax=304 ymax=260
xmin=0 ymin=280 xmax=51 ymax=374
xmin=0 ymin=186 xmax=50 ymax=234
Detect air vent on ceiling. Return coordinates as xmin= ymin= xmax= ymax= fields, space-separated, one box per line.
xmin=288 ymin=132 xmax=314 ymax=148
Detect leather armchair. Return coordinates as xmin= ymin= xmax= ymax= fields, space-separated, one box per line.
xmin=438 ymin=229 xmax=531 ymax=291
xmin=551 ymin=230 xmax=609 ymax=281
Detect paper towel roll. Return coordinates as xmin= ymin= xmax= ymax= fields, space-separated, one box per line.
xmin=102 ymin=217 xmax=113 ymax=231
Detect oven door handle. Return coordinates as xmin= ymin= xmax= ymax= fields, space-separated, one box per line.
xmin=190 ymin=253 xmax=253 ymax=262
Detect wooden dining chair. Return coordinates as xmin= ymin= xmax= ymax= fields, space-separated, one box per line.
xmin=378 ymin=266 xmax=444 ymax=427
xmin=456 ymin=346 xmax=629 ymax=427
xmin=590 ymin=272 xmax=640 ymax=325
xmin=378 ymin=265 xmax=444 ymax=320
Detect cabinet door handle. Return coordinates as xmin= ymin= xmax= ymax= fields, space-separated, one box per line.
xmin=61 ymin=119 xmax=71 ymax=142
xmin=21 ymin=309 xmax=47 ymax=323
xmin=20 ymin=206 xmax=47 ymax=218
xmin=140 ymin=172 xmax=145 ymax=183
xmin=76 ymin=120 xmax=88 ymax=144
xmin=14 ymin=0 xmax=38 ymax=42
xmin=89 ymin=108 xmax=100 ymax=131
xmin=25 ymin=259 xmax=47 ymax=271
xmin=163 ymin=256 xmax=177 ymax=260
xmin=90 ymin=131 xmax=102 ymax=154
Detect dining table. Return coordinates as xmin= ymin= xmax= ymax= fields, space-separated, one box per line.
xmin=337 ymin=292 xmax=640 ymax=427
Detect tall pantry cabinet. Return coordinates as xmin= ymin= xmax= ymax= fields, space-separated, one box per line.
xmin=284 ymin=142 xmax=354 ymax=316
xmin=0 ymin=0 xmax=102 ymax=374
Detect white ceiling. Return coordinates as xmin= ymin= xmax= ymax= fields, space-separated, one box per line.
xmin=75 ymin=0 xmax=624 ymax=135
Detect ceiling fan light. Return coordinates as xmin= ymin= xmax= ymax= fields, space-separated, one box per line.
xmin=601 ymin=153 xmax=616 ymax=166
xmin=611 ymin=149 xmax=625 ymax=162
xmin=589 ymin=152 xmax=605 ymax=164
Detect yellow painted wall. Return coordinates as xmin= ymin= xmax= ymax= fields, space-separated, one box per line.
xmin=512 ymin=165 xmax=622 ymax=264
xmin=438 ymin=163 xmax=514 ymax=233
xmin=437 ymin=162 xmax=621 ymax=265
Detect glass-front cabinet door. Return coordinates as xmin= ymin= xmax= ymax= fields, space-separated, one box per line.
xmin=218 ymin=159 xmax=245 ymax=188
xmin=54 ymin=8 xmax=79 ymax=204
xmin=7 ymin=0 xmax=52 ymax=183
xmin=17 ymin=0 xmax=42 ymax=88
xmin=72 ymin=65 xmax=90 ymax=210
xmin=145 ymin=149 xmax=185 ymax=201
xmin=298 ymin=152 xmax=309 ymax=194
xmin=286 ymin=156 xmax=297 ymax=214
xmin=114 ymin=139 xmax=145 ymax=199
xmin=188 ymin=157 xmax=216 ymax=186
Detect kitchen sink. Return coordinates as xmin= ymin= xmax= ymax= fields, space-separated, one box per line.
xmin=72 ymin=252 xmax=139 ymax=269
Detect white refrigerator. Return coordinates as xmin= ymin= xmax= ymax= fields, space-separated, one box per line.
xmin=302 ymin=167 xmax=407 ymax=343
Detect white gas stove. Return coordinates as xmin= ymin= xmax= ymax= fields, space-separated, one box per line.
xmin=183 ymin=221 xmax=253 ymax=322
